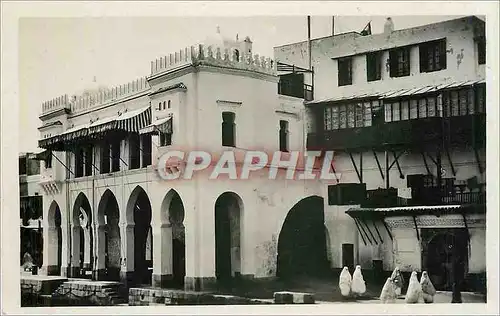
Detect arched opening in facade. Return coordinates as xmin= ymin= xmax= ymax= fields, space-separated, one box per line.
xmin=276 ymin=196 xmax=329 ymax=280
xmin=96 ymin=189 xmax=121 ymax=281
xmin=160 ymin=189 xmax=186 ymax=288
xmin=214 ymin=192 xmax=243 ymax=284
xmin=127 ymin=186 xmax=153 ymax=286
xmin=47 ymin=201 xmax=62 ymax=275
xmin=71 ymin=192 xmax=93 ymax=278
xmin=424 ymin=229 xmax=469 ymax=291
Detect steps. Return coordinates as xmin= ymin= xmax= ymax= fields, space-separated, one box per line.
xmin=51 ymin=279 xmax=127 ymax=305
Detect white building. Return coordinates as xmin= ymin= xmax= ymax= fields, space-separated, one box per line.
xmin=36 ymin=28 xmax=330 ymax=290
xmin=275 ymin=16 xmax=486 ymax=292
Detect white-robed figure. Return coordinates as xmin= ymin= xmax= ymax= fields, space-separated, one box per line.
xmin=339 ymin=266 xmax=352 ymax=298
xmin=379 ymin=277 xmax=397 ymax=304
xmin=351 ymin=265 xmax=366 ymax=296
xmin=405 ymin=271 xmax=423 ymax=303
xmin=420 ymin=271 xmax=436 ymax=303
xmin=390 ymin=266 xmax=404 ymax=296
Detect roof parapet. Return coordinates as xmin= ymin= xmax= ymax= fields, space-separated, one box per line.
xmin=150 ymin=44 xmax=276 ymax=77
xmin=41 ymin=95 xmax=70 ymax=116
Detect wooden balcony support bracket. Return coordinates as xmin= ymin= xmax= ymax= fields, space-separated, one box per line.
xmin=353 ymin=218 xmax=368 ymax=246
xmin=421 ymin=150 xmax=432 ymax=175
xmin=348 ymin=151 xmax=363 ymax=183
xmin=445 ymin=146 xmax=457 ymax=177
xmin=372 ymin=218 xmax=384 ymax=244
xmin=373 ymin=150 xmax=385 ymax=180
xmin=360 ymin=218 xmax=378 ymax=245
xmin=412 ymin=215 xmax=420 ymax=241
xmin=461 ymin=212 xmax=471 ymax=245
xmin=330 ymin=160 xmax=340 ymax=183
xmin=390 ymin=150 xmax=405 ymax=179
xmin=381 ymin=217 xmax=393 ymax=241
xmin=474 ymin=147 xmax=484 ymax=175
xmin=356 ymin=217 xmax=373 ymax=245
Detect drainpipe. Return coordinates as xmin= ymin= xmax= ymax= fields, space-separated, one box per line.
xmin=307 ymin=16 xmax=312 ymax=70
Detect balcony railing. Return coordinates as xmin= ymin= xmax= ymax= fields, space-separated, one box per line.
xmin=362 ymin=188 xmax=486 ymax=208
xmin=307 ymin=114 xmax=486 ymax=151
xmin=278 ymin=82 xmax=313 ymax=101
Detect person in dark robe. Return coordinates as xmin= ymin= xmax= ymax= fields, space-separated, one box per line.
xmin=451 ymin=244 xmax=465 ymax=303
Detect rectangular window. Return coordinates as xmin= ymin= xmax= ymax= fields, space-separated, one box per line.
xmin=419 ymin=39 xmax=447 ymax=72
xmin=19 ymin=157 xmax=27 ymax=175
xmin=100 ymin=142 xmax=110 ymax=174
xmin=84 ymin=146 xmax=93 ymax=176
xmin=410 ymin=99 xmax=418 ymax=119
xmin=355 ymin=103 xmax=364 ymax=127
xmin=324 ymin=107 xmax=332 ymax=131
xmin=459 ymin=90 xmax=468 ymax=115
xmin=45 ymin=151 xmax=53 ymax=169
xmin=347 ymin=104 xmax=355 ymax=128
xmin=392 ymin=102 xmax=400 ymax=121
xmin=419 ymin=98 xmax=427 ymax=118
xmin=129 ymin=134 xmax=141 ymax=170
xmin=401 ymin=100 xmax=409 ymax=120
xmin=436 ymin=95 xmax=443 ymax=117
xmin=389 ymin=47 xmax=411 ymax=77
xmin=467 ymin=88 xmax=475 ymax=114
xmin=222 ymin=112 xmax=236 ymax=147
xmin=141 ymin=134 xmax=152 ymax=167
xmin=339 ymin=105 xmax=347 ymax=128
xmin=338 ymin=58 xmax=353 ymax=86
xmin=331 ymin=107 xmax=339 ymax=129
xmin=111 ymin=141 xmax=121 ymax=172
xmin=75 ymin=149 xmax=84 ymax=177
xmin=363 ymin=102 xmax=372 ymax=126
xmin=385 ymin=103 xmax=392 ymax=122
xmin=442 ymin=92 xmax=450 ymax=117
xmin=160 ymin=132 xmax=172 ymax=146
xmin=427 ymin=97 xmax=436 ymax=117
xmin=476 ymin=84 xmax=486 ymax=113
xmin=279 ymin=120 xmax=289 ymax=152
xmin=450 ymin=91 xmax=459 ymax=116
xmin=366 ymin=52 xmax=382 ymax=82
xmin=477 ymin=38 xmax=486 ymax=65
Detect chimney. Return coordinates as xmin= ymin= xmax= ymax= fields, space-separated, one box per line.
xmin=384 ymin=17 xmax=394 ymax=35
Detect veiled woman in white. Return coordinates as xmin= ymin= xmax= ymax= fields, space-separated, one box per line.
xmin=390 ymin=266 xmax=404 ymax=296
xmin=379 ymin=277 xmax=397 ymax=303
xmin=420 ymin=271 xmax=436 ymax=303
xmin=339 ymin=266 xmax=352 ymax=298
xmin=405 ymin=271 xmax=423 ymax=303
xmin=351 ymin=265 xmax=366 ymax=296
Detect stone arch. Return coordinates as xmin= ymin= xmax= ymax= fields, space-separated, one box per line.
xmin=126 ymin=185 xmax=153 ymax=285
xmin=214 ymin=191 xmax=244 ymax=283
xmin=157 ymin=189 xmax=186 ymax=288
xmin=71 ymin=192 xmax=93 ymax=278
xmin=46 ymin=200 xmax=62 ymax=275
xmin=95 ymin=189 xmax=121 ymax=280
xmin=276 ymin=195 xmax=329 ymax=279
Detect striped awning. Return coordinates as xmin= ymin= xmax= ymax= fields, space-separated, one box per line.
xmin=38 ymin=106 xmax=152 ymax=150
xmin=139 ymin=116 xmax=172 ymax=135
xmin=115 ymin=106 xmax=152 ymax=133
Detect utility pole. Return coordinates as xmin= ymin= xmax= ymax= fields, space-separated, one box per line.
xmin=332 ymin=16 xmax=335 ymax=36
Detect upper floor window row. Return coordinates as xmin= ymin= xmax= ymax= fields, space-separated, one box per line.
xmin=158 ymin=100 xmax=171 ymax=111
xmin=337 ymin=39 xmax=450 ymax=85
xmin=323 ymin=84 xmax=485 ymax=131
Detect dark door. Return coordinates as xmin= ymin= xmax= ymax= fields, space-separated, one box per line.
xmin=342 ymin=243 xmax=354 ymax=273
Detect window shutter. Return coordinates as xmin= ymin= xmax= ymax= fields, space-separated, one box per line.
xmin=440 ymin=39 xmax=447 ymax=69
xmin=419 ymin=45 xmax=426 ymax=72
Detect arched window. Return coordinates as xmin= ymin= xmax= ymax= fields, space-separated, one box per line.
xmin=279 ymin=120 xmax=289 ymax=152
xmin=234 ymin=49 xmax=240 ymax=62
xmin=168 ymin=100 xmax=171 ymax=109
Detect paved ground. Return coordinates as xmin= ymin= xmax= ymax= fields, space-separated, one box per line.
xmin=320 ymin=291 xmax=486 ymax=304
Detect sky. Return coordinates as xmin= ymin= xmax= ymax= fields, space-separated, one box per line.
xmin=19 ymin=15 xmax=466 ymax=152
